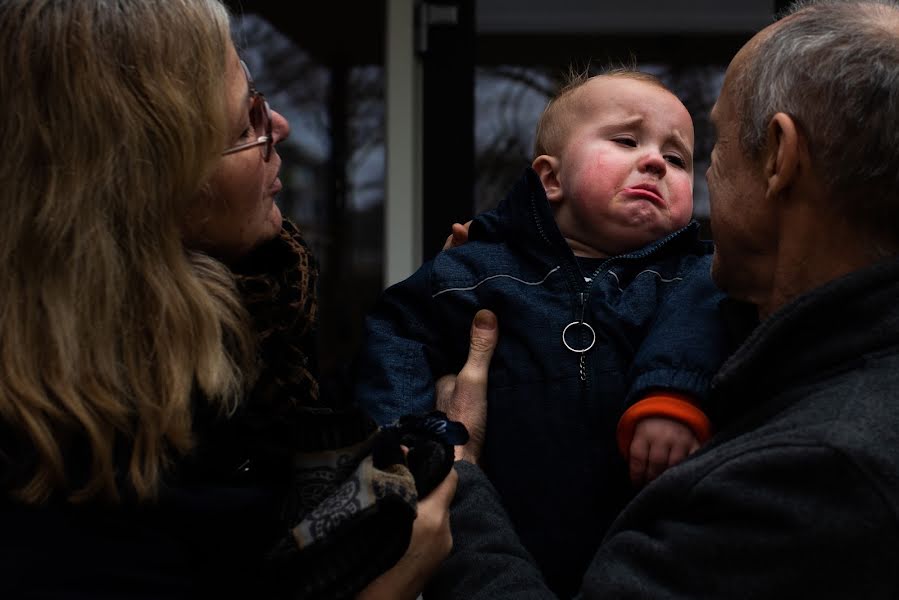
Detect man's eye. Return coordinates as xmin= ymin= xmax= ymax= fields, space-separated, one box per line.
xmin=665 ymin=154 xmax=687 ymax=168
xmin=613 ymin=137 xmax=637 ymax=147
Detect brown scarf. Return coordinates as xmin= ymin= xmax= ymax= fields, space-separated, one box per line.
xmin=231 ymin=220 xmax=461 ymax=599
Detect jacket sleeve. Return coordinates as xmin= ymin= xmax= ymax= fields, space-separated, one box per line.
xmin=583 ymin=442 xmax=899 ymax=598
xmin=424 ymin=461 xmax=557 ymax=600
xmin=626 ymin=253 xmax=731 ymax=409
xmin=431 ymin=445 xmax=899 ymax=600
xmin=353 ymin=260 xmax=454 ymax=426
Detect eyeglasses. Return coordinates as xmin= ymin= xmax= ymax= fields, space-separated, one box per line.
xmin=221 ymin=60 xmax=273 ymax=161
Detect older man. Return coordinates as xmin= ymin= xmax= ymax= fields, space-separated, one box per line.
xmin=428 ymin=1 xmax=899 ymax=598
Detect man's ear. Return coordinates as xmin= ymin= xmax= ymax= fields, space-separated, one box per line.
xmin=764 ymin=112 xmax=802 ymax=199
xmin=532 ymin=155 xmax=563 ymax=203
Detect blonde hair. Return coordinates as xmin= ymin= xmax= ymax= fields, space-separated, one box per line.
xmin=0 ymin=0 xmax=257 ymax=503
xmin=534 ymin=67 xmax=672 ymax=158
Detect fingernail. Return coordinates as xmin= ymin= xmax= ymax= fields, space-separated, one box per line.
xmin=474 ymin=310 xmax=496 ymax=330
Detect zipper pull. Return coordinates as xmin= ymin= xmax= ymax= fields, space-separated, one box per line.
xmin=578 ymin=293 xmax=589 ymax=382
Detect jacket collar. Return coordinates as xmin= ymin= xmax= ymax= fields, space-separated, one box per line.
xmin=472 ymin=167 xmax=705 ymax=268
xmin=711 ymin=255 xmax=899 ymax=420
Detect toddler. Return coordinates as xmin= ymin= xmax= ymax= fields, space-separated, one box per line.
xmin=354 ymin=70 xmax=732 ymax=597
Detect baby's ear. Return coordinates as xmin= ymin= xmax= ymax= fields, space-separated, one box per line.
xmin=532 ymin=155 xmax=563 ymax=203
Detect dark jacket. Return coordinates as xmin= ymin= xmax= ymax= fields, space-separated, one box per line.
xmin=355 ymin=168 xmax=732 ymax=596
xmin=427 ymin=255 xmax=899 ymax=599
xmin=0 ymin=467 xmax=284 ymax=599
xmin=0 ymin=222 xmax=445 ymax=600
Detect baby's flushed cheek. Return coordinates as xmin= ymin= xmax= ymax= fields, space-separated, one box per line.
xmin=666 ymin=177 xmax=695 ymax=225
xmin=569 ymin=161 xmax=616 ymax=202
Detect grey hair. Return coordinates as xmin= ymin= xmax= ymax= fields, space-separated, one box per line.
xmin=736 ymin=0 xmax=899 ymax=240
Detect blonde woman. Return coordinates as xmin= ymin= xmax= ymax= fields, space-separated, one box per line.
xmin=0 ymin=1 xmax=496 ymax=597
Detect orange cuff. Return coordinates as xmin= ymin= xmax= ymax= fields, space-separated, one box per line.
xmin=616 ymin=392 xmax=712 ymax=459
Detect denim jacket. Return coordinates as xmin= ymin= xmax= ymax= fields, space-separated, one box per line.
xmin=353 ymin=167 xmax=732 ymax=596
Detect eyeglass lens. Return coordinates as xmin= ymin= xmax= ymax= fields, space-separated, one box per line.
xmin=249 ymin=95 xmax=273 ymax=161
xmin=241 ymin=60 xmax=273 ymax=161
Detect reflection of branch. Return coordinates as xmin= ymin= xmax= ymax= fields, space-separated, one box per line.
xmin=472 ymin=66 xmax=555 ymax=212
xmin=655 ymin=65 xmax=725 ymax=159
xmin=479 ymin=65 xmax=557 ymax=97
xmin=234 ymin=13 xmax=392 ymax=173
xmin=347 ymin=67 xmax=386 ymax=158
xmin=351 ymin=179 xmax=384 ymax=197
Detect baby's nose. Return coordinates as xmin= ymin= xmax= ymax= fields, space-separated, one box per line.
xmin=639 ymin=150 xmax=667 ymax=176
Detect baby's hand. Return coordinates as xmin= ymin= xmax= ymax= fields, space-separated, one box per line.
xmin=442 ymin=221 xmax=472 ymax=250
xmin=627 ymin=417 xmax=700 ymax=487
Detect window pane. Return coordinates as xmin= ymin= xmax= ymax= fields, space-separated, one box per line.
xmin=231 ymin=14 xmax=385 ymax=387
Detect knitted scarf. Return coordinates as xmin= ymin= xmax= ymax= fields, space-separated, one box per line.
xmin=230 ymin=220 xmax=463 ymax=599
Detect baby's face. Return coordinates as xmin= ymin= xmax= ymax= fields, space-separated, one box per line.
xmin=551 ymin=77 xmax=694 ymax=256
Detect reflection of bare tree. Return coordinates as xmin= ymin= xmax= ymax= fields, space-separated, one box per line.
xmin=347 ymin=66 xmax=385 ymax=192
xmin=656 ymin=64 xmax=724 ymax=220
xmin=485 ymin=65 xmax=558 ymax=96
xmin=234 ymin=16 xmax=330 ymax=143
xmin=231 ymin=15 xmax=388 ymax=384
xmin=232 ymin=16 xmax=389 ymax=212
xmin=661 ymin=65 xmax=723 ymax=168
xmin=474 ymin=66 xmax=555 ymax=213
xmin=231 ymin=15 xmax=333 ymax=258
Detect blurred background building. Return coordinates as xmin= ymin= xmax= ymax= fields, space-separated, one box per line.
xmin=222 ymin=0 xmax=788 ymax=391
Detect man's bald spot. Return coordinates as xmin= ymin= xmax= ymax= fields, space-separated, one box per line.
xmin=725 ymin=17 xmax=783 ymax=124
xmin=722 ymin=0 xmax=899 ymax=156
xmin=732 ymin=1 xmax=899 ymax=151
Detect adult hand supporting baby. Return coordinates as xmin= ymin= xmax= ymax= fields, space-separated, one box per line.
xmin=435 ymin=309 xmax=498 ymax=464
xmin=357 ymin=309 xmax=498 ymax=599
xmin=356 ymin=469 xmax=458 ymax=600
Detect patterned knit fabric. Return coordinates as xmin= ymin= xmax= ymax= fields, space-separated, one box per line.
xmin=231 ymin=220 xmax=461 ymax=599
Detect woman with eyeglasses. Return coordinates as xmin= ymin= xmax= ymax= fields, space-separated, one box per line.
xmin=0 ymin=1 xmax=497 ymax=598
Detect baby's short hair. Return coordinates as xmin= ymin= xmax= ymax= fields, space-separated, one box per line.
xmin=533 ymin=66 xmax=672 ymax=158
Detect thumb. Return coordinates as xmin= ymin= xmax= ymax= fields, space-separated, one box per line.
xmin=448 ymin=310 xmax=497 ymax=463
xmin=419 ymin=464 xmax=459 ymax=504
xmin=444 ymin=310 xmax=497 ymax=464
xmin=460 ymin=309 xmax=498 ymax=378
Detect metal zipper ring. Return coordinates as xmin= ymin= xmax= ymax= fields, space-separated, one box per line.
xmin=562 ymin=321 xmax=596 ymax=353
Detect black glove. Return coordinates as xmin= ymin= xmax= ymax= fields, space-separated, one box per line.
xmin=374 ymin=410 xmax=469 ymax=497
